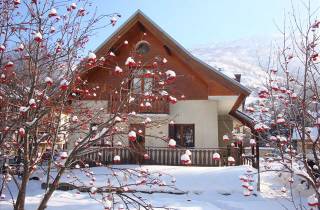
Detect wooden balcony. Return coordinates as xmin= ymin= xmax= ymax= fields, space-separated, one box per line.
xmin=79 ymin=83 xmax=109 ymax=100
xmin=76 ymin=146 xmax=253 ymax=167
xmin=77 ymin=83 xmax=169 ymax=114
xmin=108 ymin=94 xmax=169 ymax=114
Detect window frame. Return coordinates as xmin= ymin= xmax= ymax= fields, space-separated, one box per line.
xmin=129 ymin=68 xmax=155 ymax=94
xmin=169 ymin=124 xmax=195 ymax=148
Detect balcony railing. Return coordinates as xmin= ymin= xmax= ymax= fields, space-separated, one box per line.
xmin=76 ymin=146 xmax=251 ymax=167
xmin=108 ymin=93 xmax=169 ymax=114
xmin=79 ymin=83 xmax=109 ymax=100
xmin=78 ymin=83 xmax=169 ymax=114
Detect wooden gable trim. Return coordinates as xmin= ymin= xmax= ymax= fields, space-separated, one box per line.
xmin=94 ymin=13 xmax=141 ymax=55
xmin=140 ymin=12 xmax=249 ymax=95
xmin=230 ymin=94 xmax=246 ymax=112
xmin=93 ymin=10 xmax=251 ymax=111
xmin=133 ymin=15 xmax=250 ymax=96
xmin=95 ymin=11 xmax=250 ymax=93
xmin=229 ymin=94 xmax=254 ymax=130
xmin=229 ymin=110 xmax=255 ymax=130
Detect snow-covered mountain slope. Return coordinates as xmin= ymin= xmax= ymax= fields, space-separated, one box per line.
xmin=191 ymin=37 xmax=275 ymax=91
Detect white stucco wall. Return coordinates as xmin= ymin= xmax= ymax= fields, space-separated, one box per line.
xmin=67 ymin=100 xmax=109 ymax=149
xmin=68 ymin=100 xmax=219 ymax=149
xmin=169 ymin=100 xmax=219 ymax=148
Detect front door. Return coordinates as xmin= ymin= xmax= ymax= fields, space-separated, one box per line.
xmin=129 ymin=124 xmax=146 ymax=164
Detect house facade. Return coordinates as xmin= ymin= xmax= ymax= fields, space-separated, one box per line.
xmin=69 ymin=10 xmax=251 ymax=153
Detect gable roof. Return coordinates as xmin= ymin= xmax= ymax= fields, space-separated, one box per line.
xmin=95 ymin=10 xmax=251 ymax=97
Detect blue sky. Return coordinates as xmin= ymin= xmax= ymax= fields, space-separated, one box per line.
xmin=87 ymin=0 xmax=305 ymax=50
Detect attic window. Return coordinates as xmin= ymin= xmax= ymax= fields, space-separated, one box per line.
xmin=135 ymin=40 xmax=151 ymax=55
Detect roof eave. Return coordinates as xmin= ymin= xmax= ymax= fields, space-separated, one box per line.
xmin=229 ymin=109 xmax=255 ymax=130
xmin=93 ymin=9 xmax=251 ymax=97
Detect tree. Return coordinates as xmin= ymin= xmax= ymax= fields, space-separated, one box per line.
xmin=0 ymin=1 xmax=182 ymax=210
xmin=245 ymin=1 xmax=320 ymax=208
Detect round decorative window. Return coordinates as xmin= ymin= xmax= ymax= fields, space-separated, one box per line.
xmin=135 ymin=40 xmax=151 ymax=55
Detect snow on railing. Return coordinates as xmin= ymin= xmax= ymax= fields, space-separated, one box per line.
xmin=75 ymin=146 xmax=251 ymax=167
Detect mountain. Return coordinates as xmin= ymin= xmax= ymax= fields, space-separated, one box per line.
xmin=191 ymin=37 xmax=275 ymax=92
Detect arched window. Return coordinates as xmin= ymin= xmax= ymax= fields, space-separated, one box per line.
xmin=135 ymin=40 xmax=151 ymax=55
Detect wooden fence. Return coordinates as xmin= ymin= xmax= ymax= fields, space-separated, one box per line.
xmin=76 ymin=146 xmax=254 ymax=167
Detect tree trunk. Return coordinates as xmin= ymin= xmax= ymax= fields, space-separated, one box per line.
xmin=37 ymin=167 xmax=65 ymax=210
xmin=15 ymin=135 xmax=30 ymax=210
xmin=14 ymin=171 xmax=29 ymax=210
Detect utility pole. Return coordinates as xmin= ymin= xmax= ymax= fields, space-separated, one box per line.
xmin=255 ymin=134 xmax=260 ymax=192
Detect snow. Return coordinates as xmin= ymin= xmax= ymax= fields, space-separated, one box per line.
xmin=45 ymin=77 xmax=53 ymax=84
xmin=72 ymin=116 xmax=78 ymax=122
xmin=18 ymin=128 xmax=25 ymax=136
xmin=190 ymin=36 xmax=299 ymax=106
xmin=34 ymin=32 xmax=43 ymax=42
xmin=26 ymin=118 xmax=37 ymax=126
xmin=185 ymin=149 xmax=192 ymax=156
xmin=91 ymin=127 xmax=108 ymax=141
xmin=144 ymin=117 xmax=152 ymax=123
xmin=114 ymin=116 xmax=122 ymax=122
xmin=49 ymin=8 xmax=57 ymax=17
xmin=50 ymin=27 xmax=56 ymax=33
xmin=180 ymin=153 xmax=191 ymax=163
xmin=125 ymin=57 xmax=135 ymax=65
xmin=160 ymin=90 xmax=168 ymax=96
xmin=191 ymin=37 xmax=272 ymax=90
xmin=168 ymin=139 xmax=176 ymax=147
xmin=19 ymin=106 xmax=29 ymax=112
xmin=308 ymin=194 xmax=319 ymax=206
xmin=128 ymin=130 xmax=137 ymax=141
xmin=1 ymin=165 xmax=302 ymax=210
xmin=29 ymin=98 xmax=36 ymax=105
xmin=212 ymin=152 xmax=220 ymax=160
xmin=165 ymin=70 xmax=176 ymax=79
xmin=59 ymin=151 xmax=68 ymax=159
xmin=162 ymin=58 xmax=168 ymax=63
xmin=227 ymin=156 xmax=235 ymax=163
xmin=70 ymin=3 xmax=77 ymax=9
xmin=249 ymin=139 xmax=256 ymax=145
xmin=87 ymin=52 xmax=96 ymax=62
xmin=115 ymin=66 xmax=123 ymax=73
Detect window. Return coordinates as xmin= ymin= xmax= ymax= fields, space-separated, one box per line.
xmin=135 ymin=40 xmax=151 ymax=55
xmin=132 ymin=78 xmax=142 ymax=94
xmin=130 ymin=69 xmax=154 ymax=94
xmin=169 ymin=124 xmax=195 ymax=147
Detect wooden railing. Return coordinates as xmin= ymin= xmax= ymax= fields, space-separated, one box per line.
xmin=108 ymin=94 xmax=169 ymax=114
xmin=80 ymin=83 xmax=109 ymax=100
xmin=77 ymin=83 xmax=170 ymax=114
xmin=242 ymin=154 xmax=255 ymax=167
xmin=76 ymin=146 xmax=253 ymax=167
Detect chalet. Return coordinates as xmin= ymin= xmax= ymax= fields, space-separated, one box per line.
xmin=292 ymin=127 xmax=319 ymax=154
xmin=71 ymin=10 xmax=252 ymax=166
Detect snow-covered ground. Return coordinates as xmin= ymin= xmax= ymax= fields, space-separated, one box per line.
xmin=1 ymin=164 xmax=308 ymax=210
